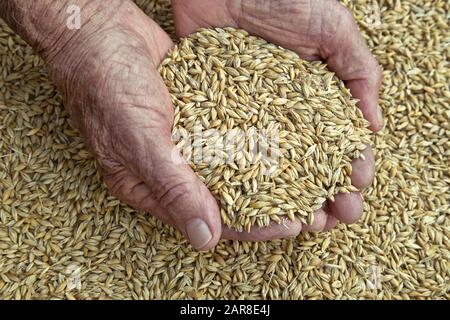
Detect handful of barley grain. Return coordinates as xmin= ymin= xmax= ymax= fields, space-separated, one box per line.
xmin=159 ymin=28 xmax=372 ymax=232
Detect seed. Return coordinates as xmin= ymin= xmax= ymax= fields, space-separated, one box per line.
xmin=160 ymin=27 xmax=372 ymax=231
xmin=0 ymin=0 xmax=448 ymax=301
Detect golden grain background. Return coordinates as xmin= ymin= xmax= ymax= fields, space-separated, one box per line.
xmin=161 ymin=27 xmax=373 ymax=231
xmin=0 ymin=0 xmax=448 ymax=299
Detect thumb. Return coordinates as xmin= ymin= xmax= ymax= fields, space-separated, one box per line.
xmin=137 ymin=135 xmax=222 ymax=251
xmin=319 ymin=1 xmax=384 ymax=132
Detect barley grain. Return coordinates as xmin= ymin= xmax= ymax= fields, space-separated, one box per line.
xmin=0 ymin=0 xmax=448 ymax=300
xmin=160 ymin=27 xmax=372 ymax=231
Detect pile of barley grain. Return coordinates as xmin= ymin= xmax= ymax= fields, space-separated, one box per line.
xmin=0 ymin=0 xmax=448 ymax=300
xmin=160 ymin=27 xmax=371 ymax=231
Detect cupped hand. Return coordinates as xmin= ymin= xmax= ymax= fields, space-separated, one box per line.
xmin=43 ymin=2 xmax=225 ymax=250
xmin=172 ymin=0 xmax=384 ymax=239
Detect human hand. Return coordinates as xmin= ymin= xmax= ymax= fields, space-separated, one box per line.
xmin=3 ymin=0 xmax=324 ymax=249
xmin=32 ymin=1 xmax=229 ymax=250
xmin=40 ymin=0 xmax=312 ymax=250
xmin=172 ymin=0 xmax=384 ymax=237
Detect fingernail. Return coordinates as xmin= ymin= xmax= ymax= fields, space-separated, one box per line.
xmin=186 ymin=218 xmax=212 ymax=250
xmin=377 ymin=105 xmax=384 ymax=129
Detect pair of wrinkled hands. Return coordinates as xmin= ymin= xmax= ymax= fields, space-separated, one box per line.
xmin=41 ymin=0 xmax=383 ymax=250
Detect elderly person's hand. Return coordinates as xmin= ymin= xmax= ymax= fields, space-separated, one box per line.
xmin=1 ymin=0 xmax=222 ymax=250
xmin=172 ymin=0 xmax=384 ymax=239
xmin=1 ymin=0 xmax=383 ymax=251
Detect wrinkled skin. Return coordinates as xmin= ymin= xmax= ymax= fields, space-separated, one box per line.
xmin=39 ymin=0 xmax=382 ymax=250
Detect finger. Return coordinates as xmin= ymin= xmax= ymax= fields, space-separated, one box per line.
xmin=327 ymin=192 xmax=364 ymax=224
xmin=351 ymin=147 xmax=375 ymax=189
xmin=301 ymin=209 xmax=328 ymax=232
xmin=320 ymin=2 xmax=383 ymax=132
xmin=128 ymin=136 xmax=222 ymax=251
xmin=222 ymin=218 xmax=302 ymax=241
xmin=101 ymin=164 xmax=174 ymax=225
xmin=323 ymin=215 xmax=339 ymax=232
xmin=152 ymin=144 xmax=222 ymax=251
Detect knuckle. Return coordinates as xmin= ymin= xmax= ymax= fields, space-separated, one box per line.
xmin=373 ymin=62 xmax=383 ymax=85
xmin=319 ymin=2 xmax=357 ymax=48
xmin=103 ymin=173 xmax=126 ymax=199
xmin=335 ymin=3 xmax=356 ymax=25
xmin=99 ymin=160 xmax=128 ymax=196
xmin=157 ymin=179 xmax=194 ymax=209
xmin=366 ymin=57 xmax=383 ymax=88
xmin=356 ymin=166 xmax=375 ymax=188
